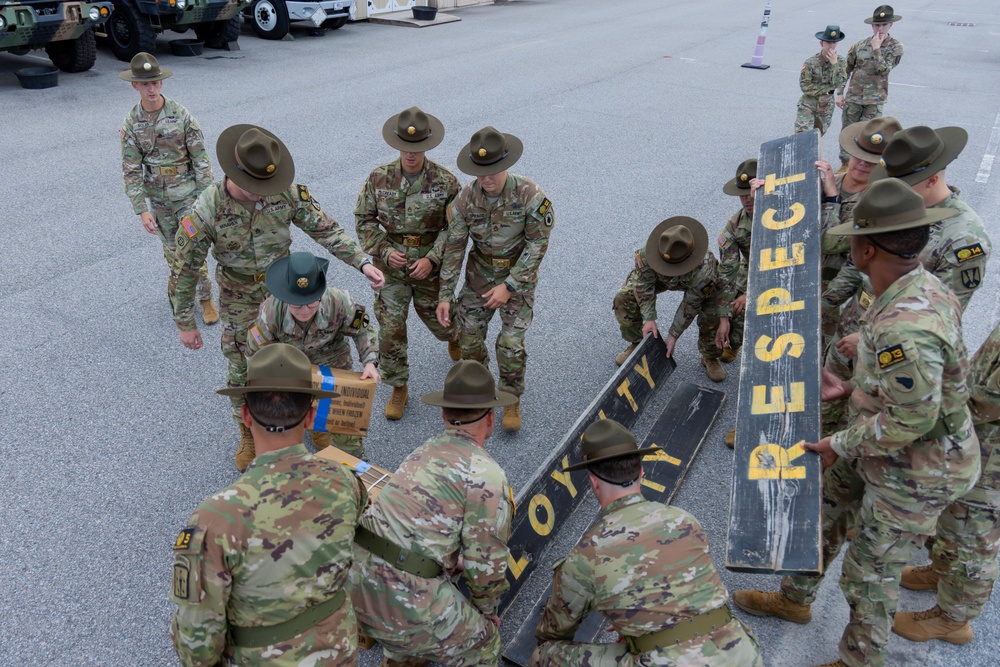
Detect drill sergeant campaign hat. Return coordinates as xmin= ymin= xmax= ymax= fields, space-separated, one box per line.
xmin=644 ymin=216 xmax=709 ymax=277
xmin=828 ymin=178 xmax=956 ymax=237
xmin=864 ymin=4 xmax=902 ymax=24
xmin=840 ymin=116 xmax=902 ymax=163
xmin=722 ymin=158 xmax=758 ymax=196
xmin=382 ymin=106 xmax=445 ymax=152
xmin=119 ymin=52 xmax=172 ymax=82
xmin=265 ymin=252 xmax=328 ymax=306
xmin=421 ymin=360 xmax=517 ymax=409
xmin=869 ymin=125 xmax=968 ymax=186
xmin=217 ymin=343 xmax=340 ymax=399
xmin=456 ymin=126 xmax=524 ymax=176
xmin=816 ymin=25 xmax=846 ymax=42
xmin=217 ymin=124 xmax=295 ymax=197
xmin=563 ymin=419 xmax=662 ymax=473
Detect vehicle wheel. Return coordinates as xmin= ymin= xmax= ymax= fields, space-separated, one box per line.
xmin=322 ymin=16 xmax=348 ymax=30
xmin=196 ymin=14 xmax=242 ymax=48
xmin=46 ymin=28 xmax=98 ymax=72
xmin=249 ymin=0 xmax=289 ymax=39
xmin=107 ymin=0 xmax=156 ymax=62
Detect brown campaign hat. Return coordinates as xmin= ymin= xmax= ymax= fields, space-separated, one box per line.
xmin=119 ymin=52 xmax=172 ymax=82
xmin=869 ymin=125 xmax=968 ymax=185
xmin=722 ymin=158 xmax=757 ymax=196
xmin=840 ymin=116 xmax=902 ymax=163
xmin=421 ymin=360 xmax=517 ymax=409
xmin=217 ymin=343 xmax=339 ymax=398
xmin=816 ymin=25 xmax=846 ymax=42
xmin=644 ymin=216 xmax=708 ymax=277
xmin=217 ymin=124 xmax=295 ymax=197
xmin=563 ymin=419 xmax=661 ymax=472
xmin=864 ymin=4 xmax=901 ymax=24
xmin=382 ymin=106 xmax=445 ymax=152
xmin=265 ymin=252 xmax=328 ymax=306
xmin=456 ymin=126 xmax=523 ymax=176
xmin=828 ymin=178 xmax=956 ymax=237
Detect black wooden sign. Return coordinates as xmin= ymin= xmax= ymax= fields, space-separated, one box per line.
xmin=726 ymin=130 xmax=823 ymax=575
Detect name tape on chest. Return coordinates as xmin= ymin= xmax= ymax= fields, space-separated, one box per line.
xmin=955 ymin=243 xmax=985 ymax=264
xmin=877 ymin=343 xmax=907 ymax=370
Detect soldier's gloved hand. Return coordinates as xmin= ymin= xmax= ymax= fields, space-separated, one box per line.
xmin=178 ymin=328 xmax=203 ymax=350
xmin=436 ymin=302 xmax=451 ymax=327
xmin=408 ymin=258 xmax=433 ymax=280
xmin=362 ymin=264 xmax=385 ymax=290
xmin=386 ymin=250 xmax=408 ymax=270
xmin=140 ymin=212 xmax=158 ymax=235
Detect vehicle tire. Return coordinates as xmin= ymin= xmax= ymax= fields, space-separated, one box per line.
xmin=107 ymin=0 xmax=156 ymax=62
xmin=322 ymin=16 xmax=348 ymax=30
xmin=249 ymin=0 xmax=289 ymax=40
xmin=46 ymin=28 xmax=98 ymax=72
xmin=196 ymin=15 xmax=242 ymax=48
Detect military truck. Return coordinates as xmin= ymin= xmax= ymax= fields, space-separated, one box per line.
xmin=245 ymin=0 xmax=353 ymax=40
xmin=95 ymin=0 xmax=249 ymax=61
xmin=0 ymin=0 xmax=112 ymax=72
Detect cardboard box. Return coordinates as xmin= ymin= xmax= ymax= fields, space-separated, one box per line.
xmin=317 ymin=446 xmax=393 ymax=502
xmin=310 ymin=365 xmax=376 ymax=437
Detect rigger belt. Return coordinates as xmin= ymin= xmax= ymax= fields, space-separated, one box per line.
xmin=221 ymin=265 xmax=267 ymax=283
xmin=624 ymin=605 xmax=733 ymax=654
xmin=354 ymin=525 xmax=443 ymax=578
xmin=145 ymin=163 xmax=190 ymax=176
xmin=229 ymin=589 xmax=346 ymax=648
xmin=480 ymin=245 xmax=524 ymax=269
xmin=387 ymin=232 xmax=438 ymax=247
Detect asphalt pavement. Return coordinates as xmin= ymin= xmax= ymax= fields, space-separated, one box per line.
xmin=1 ymin=0 xmax=999 ymax=665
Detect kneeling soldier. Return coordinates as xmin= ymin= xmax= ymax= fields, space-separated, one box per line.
xmin=532 ymin=419 xmax=763 ymax=666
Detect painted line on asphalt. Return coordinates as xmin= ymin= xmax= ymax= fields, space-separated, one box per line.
xmin=976 ymin=109 xmax=1000 ymax=184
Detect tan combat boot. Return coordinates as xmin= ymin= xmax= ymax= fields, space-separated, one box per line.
xmin=893 ymin=606 xmax=973 ymax=644
xmin=310 ymin=430 xmax=333 ymax=451
xmin=235 ymin=423 xmax=256 ymax=472
xmin=385 ymin=385 xmax=408 ymax=420
xmin=380 ymin=657 xmax=430 ymax=667
xmin=200 ymin=299 xmax=219 ymax=325
xmin=724 ymin=428 xmax=735 ymax=449
xmin=900 ymin=563 xmax=940 ymax=590
xmin=702 ymin=356 xmax=726 ymax=382
xmin=614 ymin=342 xmax=639 ymax=367
xmin=503 ymin=399 xmax=522 ymax=431
xmin=358 ymin=632 xmax=376 ymax=650
xmin=721 ymin=346 xmax=739 ymax=363
xmin=448 ymin=338 xmax=462 ymax=361
xmin=732 ymin=590 xmax=812 ymax=624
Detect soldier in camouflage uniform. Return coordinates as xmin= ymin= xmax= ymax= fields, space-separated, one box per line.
xmin=733 ymin=178 xmax=981 ymax=667
xmin=795 ymin=26 xmax=847 ymax=135
xmin=349 ymin=360 xmax=516 ymax=667
xmin=170 ymin=124 xmax=384 ymax=471
xmin=246 ymin=252 xmax=380 ymax=460
xmin=893 ymin=321 xmax=1000 ymax=644
xmin=355 ymin=107 xmax=461 ymax=421
xmin=436 ymin=127 xmax=554 ymax=432
xmin=532 ymin=419 xmax=762 ymax=666
xmin=612 ymin=217 xmax=732 ymax=382
xmin=171 ymin=343 xmax=365 ymax=667
xmin=835 ymin=5 xmax=904 ymax=167
xmin=118 ymin=52 xmax=217 ymax=324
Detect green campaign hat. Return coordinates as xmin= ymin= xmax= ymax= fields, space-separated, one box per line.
xmin=217 ymin=124 xmax=295 ymax=196
xmin=869 ymin=125 xmax=968 ymax=186
xmin=828 ymin=178 xmax=956 ymax=236
xmin=816 ymin=25 xmax=846 ymax=42
xmin=218 ymin=343 xmax=339 ymax=398
xmin=382 ymin=106 xmax=445 ymax=152
xmin=119 ymin=52 xmax=172 ymax=82
xmin=265 ymin=252 xmax=328 ymax=306
xmin=840 ymin=116 xmax=902 ymax=163
xmin=421 ymin=360 xmax=517 ymax=409
xmin=722 ymin=158 xmax=757 ymax=196
xmin=563 ymin=419 xmax=661 ymax=472
xmin=456 ymin=126 xmax=523 ymax=176
xmin=645 ymin=216 xmax=708 ymax=277
xmin=864 ymin=4 xmax=901 ymax=24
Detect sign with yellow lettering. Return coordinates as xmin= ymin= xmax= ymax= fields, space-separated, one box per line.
xmin=726 ymin=130 xmax=823 ymax=576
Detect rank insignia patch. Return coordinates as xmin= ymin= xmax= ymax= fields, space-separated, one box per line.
xmin=891 ymin=372 xmax=914 ymax=392
xmin=961 ymin=267 xmax=981 ymax=289
xmin=955 ymin=243 xmax=985 ymax=263
xmin=877 ymin=344 xmax=906 ymax=369
xmin=180 ymin=216 xmax=198 ymax=238
xmin=174 ymin=527 xmax=196 ymax=551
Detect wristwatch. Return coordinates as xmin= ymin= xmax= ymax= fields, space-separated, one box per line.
xmin=822 ymin=194 xmax=840 ymax=204
xmin=503 ymin=280 xmax=516 ymax=294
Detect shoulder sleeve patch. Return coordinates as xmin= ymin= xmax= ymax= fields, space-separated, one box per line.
xmin=297 ymin=184 xmax=311 ymax=202
xmin=537 ymin=198 xmax=551 ymax=216
xmin=890 ymin=372 xmax=915 ymax=392
xmin=717 ymin=232 xmax=728 ymax=247
xmin=119 ymin=127 xmax=126 ymax=141
xmin=249 ymin=325 xmax=267 ymax=347
xmin=350 ymin=306 xmax=367 ymax=329
xmin=955 ymin=243 xmax=985 ymax=263
xmin=635 ymin=251 xmax=646 ymax=270
xmin=877 ymin=343 xmax=907 ymax=370
xmin=180 ymin=215 xmax=199 ymax=239
xmin=174 ymin=527 xmax=196 ymax=551
xmin=701 ymin=280 xmax=717 ymax=295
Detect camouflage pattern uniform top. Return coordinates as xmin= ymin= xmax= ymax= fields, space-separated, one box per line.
xmin=633 ymin=248 xmax=731 ymax=338
xmin=534 ymin=494 xmax=761 ymax=665
xmin=918 ymin=187 xmax=991 ymax=310
xmin=170 ymin=181 xmax=368 ymax=331
xmin=967 ymin=325 xmax=1000 ymax=506
xmin=838 ymin=35 xmax=904 ymax=105
xmin=245 ymin=286 xmax=377 ymax=369
xmin=439 ymin=174 xmax=553 ymax=299
xmin=820 ymin=173 xmax=864 ymax=277
xmin=120 ymin=96 xmax=213 ymax=215
xmin=800 ymin=52 xmax=848 ymax=101
xmin=171 ymin=443 xmax=365 ymax=667
xmin=355 ymin=158 xmax=461 ymax=276
xmin=716 ymin=208 xmax=753 ymax=295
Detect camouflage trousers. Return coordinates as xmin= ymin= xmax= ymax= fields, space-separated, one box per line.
xmin=457 ymin=286 xmax=534 ymax=396
xmin=530 ymin=619 xmax=762 ymax=667
xmin=350 ymin=553 xmax=500 ymax=667
xmin=839 ymin=102 xmax=884 ymax=164
xmin=821 ymin=295 xmax=866 ymax=437
xmin=375 ymin=274 xmax=456 ymax=388
xmin=217 ymin=269 xmax=271 ymax=423
xmin=795 ymin=94 xmax=837 ymax=135
xmin=152 ymin=197 xmax=212 ymax=303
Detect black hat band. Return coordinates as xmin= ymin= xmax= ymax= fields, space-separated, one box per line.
xmin=234 ymin=147 xmax=278 ymax=180
xmin=471 ymin=150 xmax=509 ymax=166
xmin=441 ymin=391 xmax=499 ymax=405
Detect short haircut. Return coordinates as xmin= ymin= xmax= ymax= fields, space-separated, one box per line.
xmin=870 ymin=225 xmax=930 ymax=257
xmin=588 ymin=454 xmax=642 ymax=485
xmin=245 ymin=391 xmax=312 ymax=428
xmin=442 ymin=406 xmax=491 ymax=423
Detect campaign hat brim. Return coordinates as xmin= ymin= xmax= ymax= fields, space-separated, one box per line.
xmin=828 ymin=206 xmax=955 ymax=236
xmin=217 ymin=124 xmax=295 ymax=197
xmin=864 ymin=14 xmax=902 ymax=24
xmin=869 ymin=126 xmax=968 ymax=186
xmin=420 ymin=388 xmax=518 ymax=409
xmin=456 ymin=133 xmax=523 ymax=176
xmin=382 ymin=112 xmax=445 ymax=152
xmin=217 ymin=383 xmax=340 ymax=399
xmin=563 ymin=444 xmax=663 ymax=472
xmin=645 ymin=216 xmax=708 ymax=277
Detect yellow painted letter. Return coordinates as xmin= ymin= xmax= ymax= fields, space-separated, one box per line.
xmin=760 ymin=244 xmax=805 ymax=270
xmin=751 ymin=383 xmax=805 ymax=414
xmin=617 ymin=378 xmax=638 ymax=412
xmin=762 ymin=203 xmax=805 ymax=230
xmin=754 ymin=333 xmax=806 ymax=362
xmin=528 ymin=494 xmax=555 ymax=536
xmin=633 ymin=355 xmax=655 ymax=389
xmin=757 ymin=288 xmax=804 ymax=315
xmin=550 ymin=457 xmax=579 ymax=498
